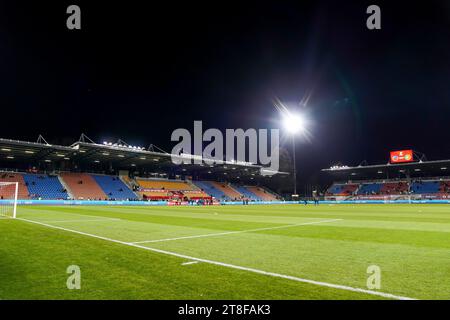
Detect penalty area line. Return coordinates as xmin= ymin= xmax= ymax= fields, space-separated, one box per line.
xmin=15 ymin=217 xmax=416 ymax=301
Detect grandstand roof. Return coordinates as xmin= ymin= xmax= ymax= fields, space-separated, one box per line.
xmin=322 ymin=160 xmax=450 ymax=180
xmin=0 ymin=137 xmax=286 ymax=178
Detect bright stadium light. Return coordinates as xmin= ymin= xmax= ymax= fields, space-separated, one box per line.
xmin=280 ymin=109 xmax=308 ymax=198
xmin=283 ymin=113 xmax=306 ymax=134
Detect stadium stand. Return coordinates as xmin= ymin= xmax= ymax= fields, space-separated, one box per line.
xmin=326 ymin=179 xmax=450 ymax=200
xmin=182 ymin=190 xmax=211 ymax=200
xmin=210 ymin=182 xmax=242 ymax=200
xmin=0 ymin=172 xmax=29 ymax=199
xmin=380 ymin=182 xmax=409 ymax=194
xmin=233 ymin=185 xmax=261 ymax=200
xmin=192 ymin=181 xmax=228 ymax=200
xmin=23 ymin=174 xmax=68 ymax=199
xmin=61 ymin=173 xmax=107 ymax=200
xmin=411 ymin=180 xmax=441 ymax=194
xmin=246 ymin=186 xmax=278 ymax=201
xmin=92 ymin=175 xmax=137 ymax=200
xmin=357 ymin=183 xmax=382 ymax=195
xmin=440 ymin=180 xmax=450 ymax=193
xmin=136 ymin=179 xmax=195 ymax=191
xmin=139 ymin=190 xmax=172 ymax=200
xmin=326 ymin=183 xmax=359 ymax=196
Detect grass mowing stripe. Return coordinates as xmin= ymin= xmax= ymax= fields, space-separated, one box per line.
xmin=15 ymin=217 xmax=415 ymax=300
xmin=132 ymin=219 xmax=343 ymax=244
xmin=43 ymin=218 xmax=121 ymax=223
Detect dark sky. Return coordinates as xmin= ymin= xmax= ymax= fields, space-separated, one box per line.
xmin=1 ymin=1 xmax=450 ymax=183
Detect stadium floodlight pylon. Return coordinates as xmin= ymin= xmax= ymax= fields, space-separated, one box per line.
xmin=0 ymin=182 xmax=18 ymax=218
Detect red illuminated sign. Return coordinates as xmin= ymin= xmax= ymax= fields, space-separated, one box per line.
xmin=390 ymin=150 xmax=414 ymax=163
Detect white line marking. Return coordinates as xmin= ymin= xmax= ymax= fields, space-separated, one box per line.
xmin=41 ymin=218 xmax=121 ymax=223
xmin=182 ymin=261 xmax=199 ymax=266
xmin=132 ymin=219 xmax=343 ymax=244
xmin=15 ymin=217 xmax=416 ymax=300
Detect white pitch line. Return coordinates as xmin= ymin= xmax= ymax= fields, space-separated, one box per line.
xmin=132 ymin=219 xmax=344 ymax=244
xmin=15 ymin=217 xmax=415 ymax=300
xmin=182 ymin=261 xmax=199 ymax=266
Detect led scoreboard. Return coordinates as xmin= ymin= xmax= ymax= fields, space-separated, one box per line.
xmin=390 ymin=150 xmax=414 ymax=163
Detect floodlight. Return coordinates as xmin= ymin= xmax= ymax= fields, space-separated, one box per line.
xmin=283 ymin=113 xmax=306 ymax=134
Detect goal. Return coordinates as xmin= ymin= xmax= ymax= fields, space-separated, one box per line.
xmin=0 ymin=182 xmax=18 ymax=218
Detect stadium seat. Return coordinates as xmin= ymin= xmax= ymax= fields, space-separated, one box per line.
xmin=411 ymin=181 xmax=440 ymax=194
xmin=136 ymin=179 xmax=195 ymax=191
xmin=182 ymin=190 xmax=211 ymax=199
xmin=92 ymin=175 xmax=138 ymax=200
xmin=210 ymin=182 xmax=243 ymax=200
xmin=232 ymin=185 xmax=262 ymax=200
xmin=357 ymin=183 xmax=382 ymax=195
xmin=192 ymin=181 xmax=229 ymax=200
xmin=61 ymin=173 xmax=107 ymax=200
xmin=23 ymin=174 xmax=68 ymax=199
xmin=379 ymin=182 xmax=409 ymax=194
xmin=139 ymin=190 xmax=172 ymax=200
xmin=0 ymin=172 xmax=29 ymax=199
xmin=326 ymin=183 xmax=358 ymax=196
xmin=246 ymin=186 xmax=278 ymax=201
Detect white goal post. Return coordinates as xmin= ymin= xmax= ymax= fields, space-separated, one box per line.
xmin=0 ymin=182 xmax=19 ymax=218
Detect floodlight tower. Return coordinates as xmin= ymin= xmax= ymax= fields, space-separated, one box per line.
xmin=283 ymin=113 xmax=306 ymax=196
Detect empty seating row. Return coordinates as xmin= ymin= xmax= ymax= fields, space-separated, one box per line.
xmin=380 ymin=182 xmax=409 ymax=194
xmin=233 ymin=185 xmax=261 ymax=200
xmin=182 ymin=191 xmax=211 ymax=199
xmin=61 ymin=173 xmax=107 ymax=200
xmin=210 ymin=182 xmax=242 ymax=200
xmin=191 ymin=181 xmax=228 ymax=200
xmin=23 ymin=174 xmax=68 ymax=199
xmin=92 ymin=175 xmax=138 ymax=200
xmin=357 ymin=183 xmax=382 ymax=195
xmin=327 ymin=184 xmax=359 ymax=196
xmin=136 ymin=179 xmax=195 ymax=191
xmin=246 ymin=186 xmax=278 ymax=201
xmin=411 ymin=181 xmax=441 ymax=194
xmin=0 ymin=173 xmax=29 ymax=199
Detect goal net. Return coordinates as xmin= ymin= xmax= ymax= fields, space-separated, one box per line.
xmin=0 ymin=182 xmax=18 ymax=218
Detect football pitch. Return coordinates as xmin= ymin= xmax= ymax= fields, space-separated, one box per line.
xmin=1 ymin=204 xmax=450 ymax=300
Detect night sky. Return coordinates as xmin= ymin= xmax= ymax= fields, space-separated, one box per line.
xmin=1 ymin=1 xmax=450 ymax=184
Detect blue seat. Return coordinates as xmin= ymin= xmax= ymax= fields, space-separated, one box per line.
xmin=92 ymin=175 xmax=138 ymax=200
xmin=23 ymin=174 xmax=69 ymax=199
xmin=411 ymin=181 xmax=440 ymax=194
xmin=192 ymin=181 xmax=230 ymax=200
xmin=358 ymin=183 xmax=382 ymax=195
xmin=232 ymin=185 xmax=261 ymax=200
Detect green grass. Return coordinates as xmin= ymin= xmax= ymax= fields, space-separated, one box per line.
xmin=1 ymin=204 xmax=450 ymax=300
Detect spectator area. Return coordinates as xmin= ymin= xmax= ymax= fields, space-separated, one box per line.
xmin=246 ymin=186 xmax=278 ymax=201
xmin=327 ymin=184 xmax=359 ymax=196
xmin=92 ymin=175 xmax=137 ymax=200
xmin=182 ymin=190 xmax=211 ymax=200
xmin=0 ymin=172 xmax=29 ymax=199
xmin=210 ymin=182 xmax=242 ymax=200
xmin=23 ymin=174 xmax=68 ymax=199
xmin=233 ymin=185 xmax=261 ymax=200
xmin=411 ymin=181 xmax=441 ymax=194
xmin=192 ymin=181 xmax=228 ymax=200
xmin=136 ymin=179 xmax=195 ymax=191
xmin=357 ymin=183 xmax=382 ymax=195
xmin=61 ymin=173 xmax=107 ymax=200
